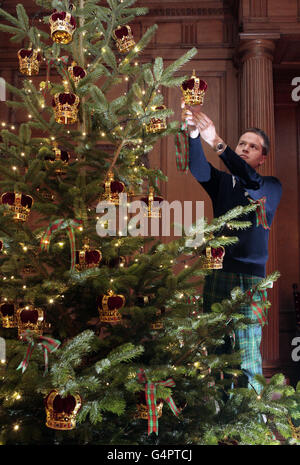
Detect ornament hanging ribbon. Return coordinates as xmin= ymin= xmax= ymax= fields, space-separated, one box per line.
xmin=17 ymin=329 xmax=60 ymax=375
xmin=41 ymin=56 xmax=69 ymax=98
xmin=174 ymin=122 xmax=189 ymax=173
xmin=48 ymin=55 xmax=69 ymax=82
xmin=40 ymin=218 xmax=83 ymax=271
xmin=137 ymin=368 xmax=181 ymax=435
xmin=249 ymin=197 xmax=270 ymax=230
xmin=48 ymin=56 xmax=69 ymax=67
xmin=247 ymin=283 xmax=273 ymax=326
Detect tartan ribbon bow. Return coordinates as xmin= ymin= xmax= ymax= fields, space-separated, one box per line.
xmin=137 ymin=368 xmax=181 ymax=435
xmin=249 ymin=196 xmax=270 ymax=230
xmin=40 ymin=218 xmax=83 ymax=271
xmin=247 ymin=283 xmax=272 ymax=327
xmin=17 ymin=330 xmax=60 ymax=375
xmin=174 ymin=122 xmax=189 ymax=173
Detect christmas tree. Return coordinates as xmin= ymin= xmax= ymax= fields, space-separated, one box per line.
xmin=0 ymin=0 xmax=299 ymax=446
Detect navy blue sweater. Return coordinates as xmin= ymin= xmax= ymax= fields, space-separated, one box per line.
xmin=189 ymin=136 xmax=282 ymax=277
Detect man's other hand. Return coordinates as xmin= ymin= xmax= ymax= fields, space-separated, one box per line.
xmin=185 ymin=105 xmax=219 ymax=148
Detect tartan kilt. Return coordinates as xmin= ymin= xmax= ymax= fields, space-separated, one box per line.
xmin=203 ymin=270 xmax=264 ymax=393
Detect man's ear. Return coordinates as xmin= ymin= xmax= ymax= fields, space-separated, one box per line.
xmin=259 ymin=155 xmax=267 ymax=166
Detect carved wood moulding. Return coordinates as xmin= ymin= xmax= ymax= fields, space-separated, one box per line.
xmin=147 ymin=7 xmax=232 ymax=17
xmin=0 ymin=0 xmax=235 ymax=19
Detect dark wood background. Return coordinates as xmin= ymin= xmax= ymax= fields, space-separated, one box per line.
xmin=0 ymin=0 xmax=299 ymax=383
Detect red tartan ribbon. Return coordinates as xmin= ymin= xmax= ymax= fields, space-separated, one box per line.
xmin=246 ymin=285 xmax=272 ymax=326
xmin=42 ymin=56 xmax=69 ymax=98
xmin=17 ymin=330 xmax=60 ymax=375
xmin=174 ymin=122 xmax=189 ymax=173
xmin=137 ymin=369 xmax=181 ymax=435
xmin=48 ymin=55 xmax=69 ymax=67
xmin=40 ymin=219 xmax=82 ymax=271
xmin=249 ymin=197 xmax=270 ymax=230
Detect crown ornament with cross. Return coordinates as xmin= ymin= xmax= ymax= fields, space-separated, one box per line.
xmin=181 ymin=70 xmax=208 ymax=106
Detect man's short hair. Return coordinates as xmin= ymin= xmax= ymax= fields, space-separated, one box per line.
xmin=243 ymin=127 xmax=270 ymax=156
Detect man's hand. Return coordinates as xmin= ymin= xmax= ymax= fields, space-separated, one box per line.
xmin=181 ymin=98 xmax=199 ymax=138
xmin=187 ymin=105 xmax=220 ymax=147
xmin=182 ymin=100 xmax=225 ymax=149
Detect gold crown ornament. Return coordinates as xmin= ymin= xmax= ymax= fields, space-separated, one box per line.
xmin=45 ymin=141 xmax=70 ymax=174
xmin=136 ymin=391 xmax=163 ymax=420
xmin=181 ymin=70 xmax=208 ymax=106
xmin=201 ymin=246 xmax=225 ymax=269
xmin=145 ymin=105 xmax=168 ymax=134
xmin=68 ymin=61 xmax=86 ymax=87
xmin=150 ymin=306 xmax=166 ymax=330
xmin=97 ymin=290 xmax=125 ymax=325
xmin=75 ymin=238 xmax=102 ymax=272
xmin=36 ymin=186 xmax=55 ymax=202
xmin=101 ymin=171 xmax=126 ymax=205
xmin=141 ymin=187 xmax=163 ymax=218
xmin=136 ymin=295 xmax=165 ymax=330
xmin=113 ymin=25 xmax=135 ymax=54
xmin=52 ymin=81 xmax=80 ymax=125
xmin=288 ymin=418 xmax=300 ymax=440
xmin=1 ymin=192 xmax=33 ymax=222
xmin=16 ymin=304 xmax=44 ymax=338
xmin=0 ymin=302 xmax=17 ymax=329
xmin=45 ymin=390 xmax=82 ymax=431
xmin=17 ymin=48 xmax=42 ymax=76
xmin=49 ymin=9 xmax=76 ymax=44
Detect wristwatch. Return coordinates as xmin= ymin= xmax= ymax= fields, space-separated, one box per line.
xmin=214 ymin=141 xmax=226 ymax=154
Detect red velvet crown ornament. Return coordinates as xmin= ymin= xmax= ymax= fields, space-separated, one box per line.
xmin=49 ymin=10 xmax=76 ymax=44
xmin=101 ymin=171 xmax=126 ymax=205
xmin=68 ymin=61 xmax=86 ymax=87
xmin=0 ymin=302 xmax=17 ymax=329
xmin=113 ymin=25 xmax=135 ymax=53
xmin=1 ymin=192 xmax=33 ymax=222
xmin=201 ymin=246 xmax=225 ymax=269
xmin=52 ymin=81 xmax=80 ymax=125
xmin=97 ymin=290 xmax=125 ymax=324
xmin=45 ymin=141 xmax=70 ymax=174
xmin=141 ymin=187 xmax=163 ymax=218
xmin=45 ymin=390 xmax=82 ymax=430
xmin=145 ymin=105 xmax=168 ymax=134
xmin=181 ymin=70 xmax=208 ymax=106
xmin=16 ymin=305 xmax=44 ymax=338
xmin=75 ymin=238 xmax=102 ymax=272
xmin=17 ymin=49 xmax=42 ymax=76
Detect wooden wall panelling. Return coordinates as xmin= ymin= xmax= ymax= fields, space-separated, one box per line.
xmin=267 ymin=0 xmax=298 ymax=18
xmin=249 ymin=0 xmax=268 ymax=18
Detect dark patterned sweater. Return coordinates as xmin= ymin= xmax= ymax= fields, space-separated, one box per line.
xmin=189 ymin=136 xmax=282 ymax=277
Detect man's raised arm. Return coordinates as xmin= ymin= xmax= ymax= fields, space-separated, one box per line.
xmin=182 ymin=101 xmax=222 ymax=200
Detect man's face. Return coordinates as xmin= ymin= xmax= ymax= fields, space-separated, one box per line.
xmin=235 ymin=132 xmax=267 ymax=169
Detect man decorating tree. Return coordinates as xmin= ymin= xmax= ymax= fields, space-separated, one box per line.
xmin=182 ymin=101 xmax=282 ymax=393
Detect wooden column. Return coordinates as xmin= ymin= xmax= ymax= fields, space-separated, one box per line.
xmin=238 ymin=35 xmax=281 ymax=377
